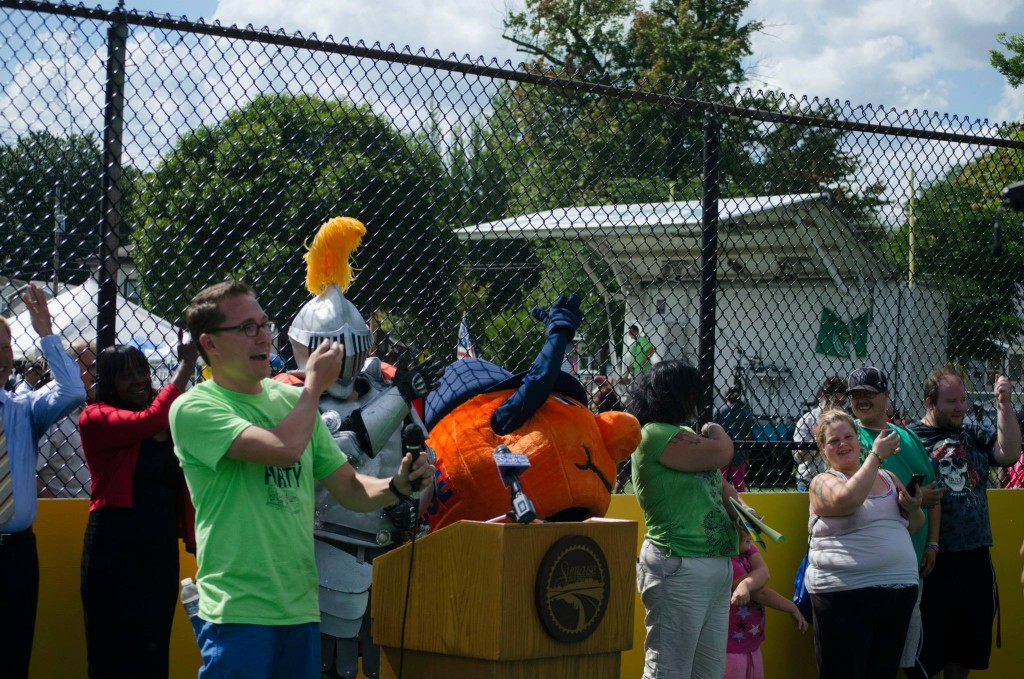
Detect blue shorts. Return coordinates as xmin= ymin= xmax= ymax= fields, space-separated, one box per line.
xmin=191 ymin=617 xmax=320 ymax=679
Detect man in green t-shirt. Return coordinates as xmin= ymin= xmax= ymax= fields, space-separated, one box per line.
xmin=848 ymin=365 xmax=942 ymax=672
xmin=169 ymin=280 xmax=433 ymax=679
xmin=626 ymin=324 xmax=655 ymax=381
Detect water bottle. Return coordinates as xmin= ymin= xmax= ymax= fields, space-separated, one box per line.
xmin=180 ymin=577 xmax=199 ymax=619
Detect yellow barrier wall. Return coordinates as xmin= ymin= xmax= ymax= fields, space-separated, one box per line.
xmin=29 ymin=493 xmax=1024 ymax=679
xmin=31 ymin=499 xmax=201 ymax=679
xmin=610 ymin=491 xmax=1024 ymax=679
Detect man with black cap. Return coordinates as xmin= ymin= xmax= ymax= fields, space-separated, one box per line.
xmin=906 ymin=368 xmax=1020 ymax=679
xmin=792 ymin=376 xmax=847 ymax=490
xmin=848 ymin=365 xmax=942 ymax=673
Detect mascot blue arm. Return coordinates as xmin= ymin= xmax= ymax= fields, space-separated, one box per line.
xmin=491 ymin=293 xmax=583 ymax=435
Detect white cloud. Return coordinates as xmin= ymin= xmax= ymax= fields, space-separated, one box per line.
xmin=993 ymin=84 xmax=1024 ymax=126
xmin=3 ymin=0 xmax=1020 ymax=183
xmin=206 ymin=0 xmax=1024 ymax=125
xmin=0 ymin=30 xmax=104 ymax=144
xmin=212 ymin=0 xmax=521 ymax=65
xmin=745 ymin=0 xmax=1024 ymax=121
xmin=0 ymin=14 xmax=501 ymax=169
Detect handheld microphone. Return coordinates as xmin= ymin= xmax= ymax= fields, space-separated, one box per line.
xmin=402 ymin=424 xmax=425 ymax=493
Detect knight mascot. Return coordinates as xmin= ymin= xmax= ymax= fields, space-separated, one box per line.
xmin=284 ymin=216 xmax=438 ymax=679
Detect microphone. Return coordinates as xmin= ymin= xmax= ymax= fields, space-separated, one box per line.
xmin=494 ymin=444 xmax=530 ymax=486
xmin=402 ymin=424 xmax=425 ymax=493
xmin=493 ymin=444 xmax=536 ymax=524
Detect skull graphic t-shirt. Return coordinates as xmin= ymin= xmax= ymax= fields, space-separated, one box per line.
xmin=907 ymin=420 xmax=998 ymax=552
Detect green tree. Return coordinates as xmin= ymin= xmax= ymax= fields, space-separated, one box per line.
xmin=739 ymin=96 xmax=886 ymax=231
xmin=991 ymin=32 xmax=1024 ymax=88
xmin=0 ymin=131 xmax=106 ymax=285
xmin=476 ymin=240 xmax=621 ymax=374
xmin=131 ymin=93 xmax=459 ymax=356
xmin=885 ymin=133 xmax=1024 ymax=361
xmin=503 ymin=0 xmax=761 ymax=85
xmin=501 ymin=1 xmax=763 ymax=197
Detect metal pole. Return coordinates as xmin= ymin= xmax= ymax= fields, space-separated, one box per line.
xmin=97 ymin=11 xmax=127 ymax=352
xmin=697 ymin=112 xmax=721 ymax=425
xmin=52 ymin=192 xmax=62 ymax=295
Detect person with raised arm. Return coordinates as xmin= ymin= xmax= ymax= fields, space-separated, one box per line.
xmin=169 ymin=280 xmax=433 ymax=679
xmin=0 ymin=283 xmax=86 ymax=679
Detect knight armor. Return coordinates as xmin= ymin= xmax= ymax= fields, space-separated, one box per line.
xmin=288 ymin=218 xmax=433 ymax=678
xmin=314 ymin=358 xmax=412 ymax=548
xmin=312 ymin=354 xmax=435 ymax=679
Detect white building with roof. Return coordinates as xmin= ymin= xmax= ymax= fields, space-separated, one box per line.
xmin=457 ymin=193 xmax=948 ymax=421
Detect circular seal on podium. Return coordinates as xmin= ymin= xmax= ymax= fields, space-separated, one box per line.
xmin=534 ymin=535 xmax=611 ymax=642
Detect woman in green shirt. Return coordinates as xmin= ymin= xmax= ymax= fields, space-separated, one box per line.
xmin=628 ymin=361 xmax=739 ymax=679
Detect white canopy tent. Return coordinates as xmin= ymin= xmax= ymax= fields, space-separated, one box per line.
xmin=4 ymin=278 xmax=181 ymax=381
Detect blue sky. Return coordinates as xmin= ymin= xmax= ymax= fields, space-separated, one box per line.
xmin=5 ymin=0 xmax=1017 ymax=203
xmin=84 ymin=0 xmax=1024 ymax=126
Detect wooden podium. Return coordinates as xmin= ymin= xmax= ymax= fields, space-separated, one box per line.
xmin=371 ymin=518 xmax=637 ymax=679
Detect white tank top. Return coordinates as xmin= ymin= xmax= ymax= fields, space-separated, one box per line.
xmin=805 ymin=470 xmax=919 ymax=593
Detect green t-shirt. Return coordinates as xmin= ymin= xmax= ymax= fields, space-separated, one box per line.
xmin=857 ymin=422 xmax=935 ymax=566
xmin=632 ymin=422 xmax=738 ymax=558
xmin=629 ymin=336 xmax=654 ymax=373
xmin=170 ymin=378 xmax=346 ymax=625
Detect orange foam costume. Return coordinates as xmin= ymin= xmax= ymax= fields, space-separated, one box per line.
xmin=422 ymin=294 xmax=640 ymax=530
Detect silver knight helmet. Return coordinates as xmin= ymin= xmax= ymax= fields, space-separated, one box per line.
xmin=288 ymin=216 xmax=373 ymax=399
xmin=288 ymin=285 xmax=372 ymax=398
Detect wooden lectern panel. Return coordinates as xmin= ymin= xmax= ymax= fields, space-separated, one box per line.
xmin=373 ymin=521 xmax=508 ymax=658
xmin=371 ymin=518 xmax=636 ymax=667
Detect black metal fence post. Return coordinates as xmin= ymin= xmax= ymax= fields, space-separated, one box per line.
xmin=698 ymin=111 xmax=721 ymax=425
xmin=97 ymin=10 xmax=127 ymax=352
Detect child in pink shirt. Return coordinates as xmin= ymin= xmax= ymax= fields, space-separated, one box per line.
xmin=725 ymin=522 xmax=808 ymax=679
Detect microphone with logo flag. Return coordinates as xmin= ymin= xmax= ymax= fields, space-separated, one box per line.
xmin=493 ymin=444 xmax=537 ymax=524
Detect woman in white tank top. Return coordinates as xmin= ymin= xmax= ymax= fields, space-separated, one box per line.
xmin=805 ymin=410 xmax=924 ymax=679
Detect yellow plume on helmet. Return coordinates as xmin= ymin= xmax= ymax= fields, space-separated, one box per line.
xmin=303 ymin=216 xmax=366 ymax=296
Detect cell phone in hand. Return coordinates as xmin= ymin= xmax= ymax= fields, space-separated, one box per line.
xmin=905 ymin=474 xmax=924 ymax=496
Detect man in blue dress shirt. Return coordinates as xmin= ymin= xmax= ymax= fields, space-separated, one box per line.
xmin=0 ymin=283 xmax=86 ymax=679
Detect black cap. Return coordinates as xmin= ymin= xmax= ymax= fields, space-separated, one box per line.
xmin=848 ymin=366 xmax=888 ymax=393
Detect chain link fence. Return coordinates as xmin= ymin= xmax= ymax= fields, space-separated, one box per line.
xmin=3 ymin=1 xmax=1024 ymax=494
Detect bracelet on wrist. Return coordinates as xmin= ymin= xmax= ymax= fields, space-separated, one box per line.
xmin=926 ymin=542 xmax=939 ymax=553
xmin=388 ymin=476 xmax=412 ymax=501
xmin=868 ymin=451 xmax=882 ymax=463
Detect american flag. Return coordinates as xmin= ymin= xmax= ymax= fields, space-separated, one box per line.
xmin=457 ymin=316 xmax=479 ymax=359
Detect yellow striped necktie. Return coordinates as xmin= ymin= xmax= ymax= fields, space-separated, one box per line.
xmin=0 ymin=416 xmax=12 ymax=525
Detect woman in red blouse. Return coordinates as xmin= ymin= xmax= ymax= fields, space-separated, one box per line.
xmin=79 ymin=341 xmax=198 ymax=679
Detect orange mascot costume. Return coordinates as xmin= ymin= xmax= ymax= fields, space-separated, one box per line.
xmin=422 ymin=294 xmax=640 ymax=530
